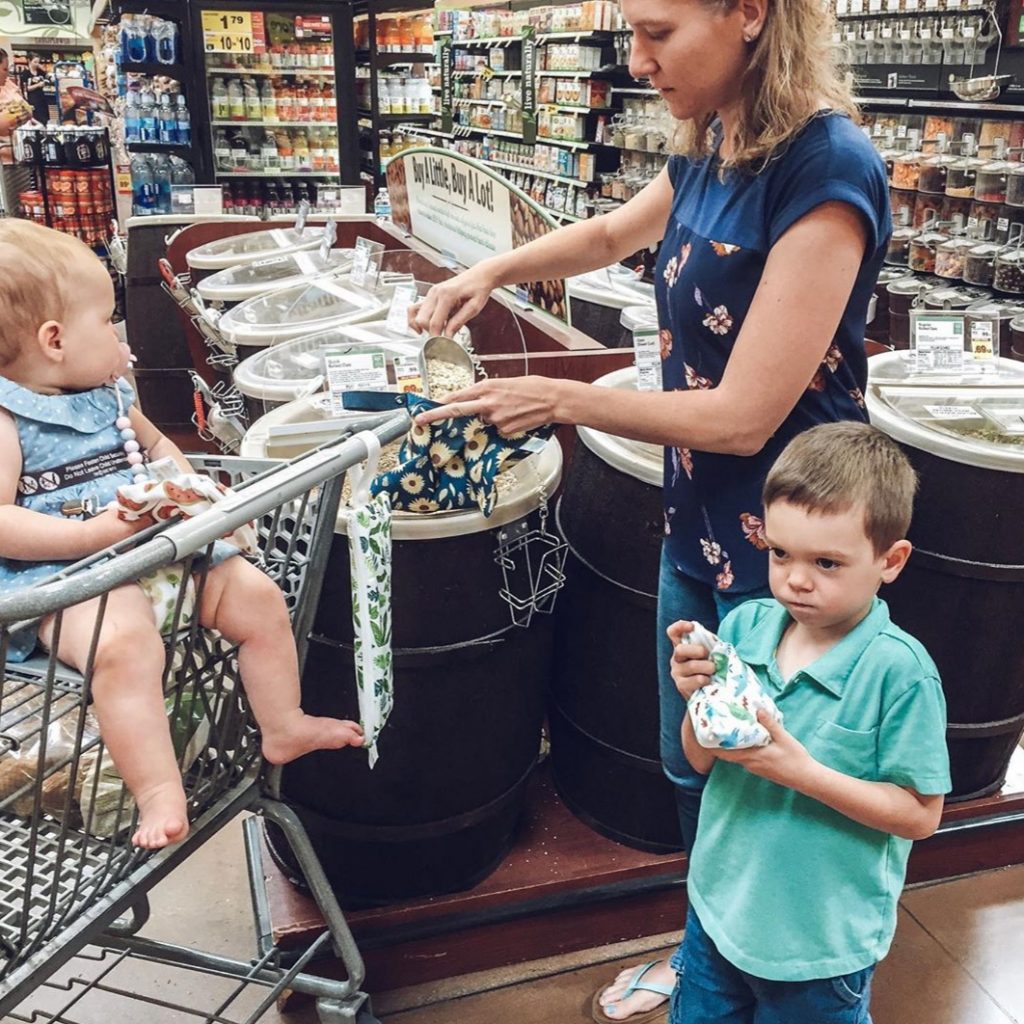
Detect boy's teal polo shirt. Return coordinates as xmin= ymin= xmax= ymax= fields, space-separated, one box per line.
xmin=687 ymin=597 xmax=951 ymax=983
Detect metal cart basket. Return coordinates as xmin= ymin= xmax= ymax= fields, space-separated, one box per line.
xmin=0 ymin=414 xmax=408 ymax=1023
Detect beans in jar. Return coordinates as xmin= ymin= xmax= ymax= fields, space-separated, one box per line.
xmin=994 ymin=253 xmax=1024 ymax=294
xmin=964 ymin=244 xmax=1001 ymax=288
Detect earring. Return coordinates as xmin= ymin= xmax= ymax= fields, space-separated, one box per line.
xmin=744 ymin=30 xmax=757 ymax=42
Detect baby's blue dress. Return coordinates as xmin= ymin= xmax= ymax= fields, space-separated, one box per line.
xmin=0 ymin=376 xmax=237 ymax=661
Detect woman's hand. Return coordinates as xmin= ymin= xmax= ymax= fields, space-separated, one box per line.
xmin=414 ymin=375 xmax=562 ymax=434
xmin=667 ymin=620 xmax=716 ymax=701
xmin=410 ymin=264 xmax=500 ymax=337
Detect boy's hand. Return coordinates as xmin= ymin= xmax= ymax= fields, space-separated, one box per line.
xmin=715 ymin=711 xmax=813 ymax=789
xmin=667 ymin=619 xmax=716 ymax=701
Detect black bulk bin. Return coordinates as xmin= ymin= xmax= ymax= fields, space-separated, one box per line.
xmin=867 ymin=351 xmax=1024 ymax=800
xmin=242 ymin=400 xmax=563 ymax=904
xmin=550 ymin=367 xmax=683 ymax=852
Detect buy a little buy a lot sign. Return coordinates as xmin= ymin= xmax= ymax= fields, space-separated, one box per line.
xmin=386 ymin=148 xmax=570 ymax=324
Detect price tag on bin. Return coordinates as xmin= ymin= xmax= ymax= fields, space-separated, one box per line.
xmin=633 ymin=327 xmax=663 ymax=392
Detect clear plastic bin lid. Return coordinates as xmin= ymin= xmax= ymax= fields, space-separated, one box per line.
xmin=619 ymin=304 xmax=659 ymax=333
xmin=866 ymin=350 xmax=1024 ymax=471
xmin=185 ymin=227 xmax=331 ymax=270
xmin=577 ymin=366 xmax=663 ymax=486
xmin=233 ymin=322 xmax=426 ymax=402
xmin=196 ymin=248 xmax=355 ymax=302
xmin=219 ymin=278 xmax=387 ymax=346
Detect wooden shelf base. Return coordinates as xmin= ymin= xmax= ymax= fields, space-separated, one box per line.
xmin=259 ymin=749 xmax=1024 ymax=992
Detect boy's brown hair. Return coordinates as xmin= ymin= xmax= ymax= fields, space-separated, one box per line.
xmin=763 ymin=421 xmax=918 ymax=554
xmin=0 ymin=220 xmax=95 ymax=366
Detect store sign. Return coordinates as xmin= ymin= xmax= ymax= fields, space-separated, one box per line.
xmin=440 ymin=38 xmax=453 ymax=135
xmin=202 ymin=10 xmax=256 ymax=54
xmin=521 ymin=27 xmax=538 ymax=146
xmin=386 ymin=148 xmax=570 ymax=324
xmin=20 ymin=0 xmax=72 ymax=26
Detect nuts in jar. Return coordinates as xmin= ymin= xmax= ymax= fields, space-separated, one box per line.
xmin=892 ymin=153 xmax=923 ymax=191
xmin=964 ymin=243 xmax=1002 ymax=288
xmin=909 ymin=231 xmax=947 ymax=274
xmin=934 ymin=238 xmax=975 ymax=280
xmin=994 ymin=250 xmax=1024 ymax=294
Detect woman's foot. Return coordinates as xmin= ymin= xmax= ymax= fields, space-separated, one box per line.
xmin=595 ymin=959 xmax=675 ymax=1021
xmin=132 ymin=780 xmax=189 ymax=849
xmin=261 ymin=712 xmax=365 ymax=765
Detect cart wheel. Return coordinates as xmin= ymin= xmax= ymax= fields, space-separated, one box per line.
xmin=313 ymin=998 xmax=380 ymax=1024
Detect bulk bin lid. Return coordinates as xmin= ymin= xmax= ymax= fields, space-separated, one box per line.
xmin=866 ymin=350 xmax=1024 ymax=472
xmin=196 ymin=248 xmax=355 ymax=302
xmin=233 ymin=323 xmax=425 ymax=404
xmin=242 ymin=395 xmax=562 ymax=540
xmin=218 ymin=278 xmax=387 ymax=347
xmin=186 ymin=227 xmax=331 ymax=270
xmin=576 ymin=367 xmax=663 ymax=486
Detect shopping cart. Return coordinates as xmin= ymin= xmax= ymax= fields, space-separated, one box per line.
xmin=0 ymin=413 xmax=408 ymax=1023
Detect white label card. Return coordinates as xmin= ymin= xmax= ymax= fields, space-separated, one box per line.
xmin=913 ymin=315 xmax=965 ymax=374
xmin=385 ymin=282 xmax=419 ymax=336
xmin=924 ymin=405 xmax=978 ymax=419
xmin=351 ymin=236 xmax=384 ymax=289
xmin=633 ymin=328 xmax=663 ymax=391
xmin=324 ymin=349 xmax=391 ymax=415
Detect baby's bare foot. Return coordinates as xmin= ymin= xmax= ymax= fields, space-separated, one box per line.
xmin=132 ymin=781 xmax=189 ymax=849
xmin=261 ymin=713 xmax=365 ymax=765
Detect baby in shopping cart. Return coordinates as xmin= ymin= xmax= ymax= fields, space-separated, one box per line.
xmin=0 ymin=220 xmax=365 ymax=849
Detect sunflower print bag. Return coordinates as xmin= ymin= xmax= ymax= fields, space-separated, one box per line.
xmin=342 ymin=391 xmax=556 ymax=517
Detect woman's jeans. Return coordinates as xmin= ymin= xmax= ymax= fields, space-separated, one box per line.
xmin=657 ymin=545 xmax=770 ymax=852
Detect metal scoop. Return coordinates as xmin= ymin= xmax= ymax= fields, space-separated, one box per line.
xmin=422 ymin=335 xmax=476 ymax=399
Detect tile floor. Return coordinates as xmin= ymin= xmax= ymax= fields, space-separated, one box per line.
xmin=11 ymin=815 xmax=1020 ymax=1024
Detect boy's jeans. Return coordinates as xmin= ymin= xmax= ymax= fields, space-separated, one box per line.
xmin=670 ymin=906 xmax=875 ymax=1024
xmin=657 ymin=546 xmax=771 ymax=851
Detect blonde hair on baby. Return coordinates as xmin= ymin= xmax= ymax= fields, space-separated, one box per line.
xmin=0 ymin=220 xmax=98 ymax=365
xmin=763 ymin=422 xmax=918 ymax=556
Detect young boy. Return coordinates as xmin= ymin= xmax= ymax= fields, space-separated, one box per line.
xmin=667 ymin=421 xmax=950 ymax=1023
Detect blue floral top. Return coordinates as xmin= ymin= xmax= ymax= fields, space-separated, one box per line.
xmin=656 ymin=112 xmax=890 ymax=594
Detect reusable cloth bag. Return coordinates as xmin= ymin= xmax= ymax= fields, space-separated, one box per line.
xmin=686 ymin=621 xmax=783 ymax=749
xmin=344 ymin=432 xmax=394 ymax=769
xmin=341 ymin=391 xmax=555 ymax=517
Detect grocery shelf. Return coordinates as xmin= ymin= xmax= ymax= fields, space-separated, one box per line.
xmin=536 ymin=134 xmax=600 ymax=149
xmin=450 ymin=35 xmax=522 ymax=46
xmin=392 ymin=125 xmax=454 ymax=140
xmin=210 ymin=121 xmax=334 ymax=128
xmin=538 ymin=69 xmax=614 ymax=78
xmin=454 ymin=97 xmax=510 ymax=106
xmin=535 ymin=31 xmax=614 ymax=43
xmin=539 ymin=103 xmax=613 ymax=113
xmin=375 ymin=52 xmax=437 ymax=64
xmin=206 ymin=67 xmax=335 ymax=78
xmin=214 ymin=170 xmax=341 ymax=178
xmin=488 ymin=159 xmax=590 ymax=188
xmin=453 ymin=69 xmax=521 ymax=77
xmin=123 ymin=61 xmax=184 ymax=78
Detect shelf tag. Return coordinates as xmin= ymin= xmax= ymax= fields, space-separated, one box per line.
xmin=351 ymin=236 xmax=385 ymax=289
xmin=385 ymin=280 xmax=419 ymax=337
xmin=633 ymin=327 xmax=663 ymax=392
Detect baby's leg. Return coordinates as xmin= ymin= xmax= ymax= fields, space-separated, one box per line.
xmin=39 ymin=584 xmax=188 ymax=849
xmin=197 ymin=557 xmax=364 ymax=763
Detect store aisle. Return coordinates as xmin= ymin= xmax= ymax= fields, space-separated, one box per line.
xmin=375 ymin=866 xmax=1024 ymax=1024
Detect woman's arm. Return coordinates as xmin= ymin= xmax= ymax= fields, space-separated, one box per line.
xmin=417 ymin=201 xmax=869 ymax=456
xmin=412 ymin=165 xmax=674 ymax=337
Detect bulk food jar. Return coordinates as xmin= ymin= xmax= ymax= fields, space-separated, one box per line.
xmin=892 ymin=141 xmax=924 ymax=191
xmin=994 ymin=248 xmax=1024 ymax=294
xmin=935 ymin=236 xmax=976 ymax=279
xmin=886 ymin=226 xmax=918 ymax=267
xmin=918 ymin=141 xmax=957 ymax=195
xmin=909 ymin=229 xmax=948 ymax=274
xmin=964 ymin=242 xmax=1003 ymax=288
xmin=964 ymin=299 xmax=1024 ymax=358
xmin=887 ymin=276 xmax=934 ymax=349
xmin=1006 ymin=164 xmax=1024 ymax=208
xmin=946 ymin=137 xmax=985 ymax=199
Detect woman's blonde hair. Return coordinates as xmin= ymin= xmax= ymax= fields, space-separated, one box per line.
xmin=674 ymin=0 xmax=857 ymax=172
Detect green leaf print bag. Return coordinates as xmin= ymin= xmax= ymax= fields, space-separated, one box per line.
xmin=344 ymin=431 xmax=394 ymax=769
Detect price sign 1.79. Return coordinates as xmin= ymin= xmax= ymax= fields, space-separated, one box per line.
xmin=202 ymin=10 xmax=254 ymax=53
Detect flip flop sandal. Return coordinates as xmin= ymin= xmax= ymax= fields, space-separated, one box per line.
xmin=590 ymin=959 xmax=674 ymax=1024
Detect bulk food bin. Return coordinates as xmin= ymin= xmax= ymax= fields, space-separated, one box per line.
xmin=232 ymin=322 xmax=428 ymax=421
xmin=194 ymin=248 xmax=356 ymax=305
xmin=241 ymin=395 xmax=563 ymax=904
xmin=567 ymin=266 xmax=656 ymax=347
xmin=217 ymin=277 xmax=388 ymax=363
xmin=549 ymin=365 xmax=682 ymax=852
xmin=867 ymin=350 xmax=1024 ymax=800
xmin=185 ymin=225 xmax=332 ymax=271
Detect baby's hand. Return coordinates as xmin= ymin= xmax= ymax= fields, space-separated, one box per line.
xmin=667 ymin=619 xmax=716 ymax=702
xmin=87 ymin=507 xmax=154 ymax=549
